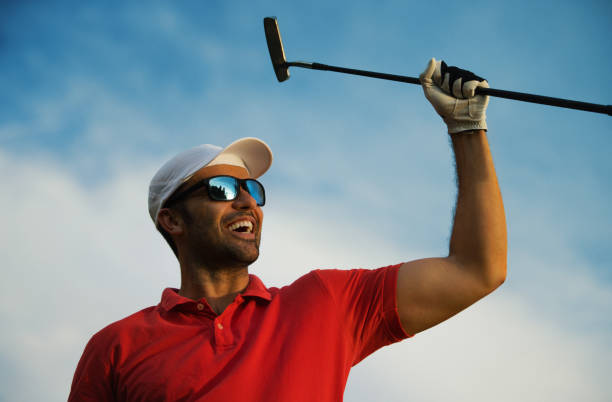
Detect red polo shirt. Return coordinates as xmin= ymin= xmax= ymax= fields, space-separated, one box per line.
xmin=69 ymin=265 xmax=409 ymax=401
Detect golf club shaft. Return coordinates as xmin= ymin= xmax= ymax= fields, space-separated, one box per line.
xmin=288 ymin=61 xmax=612 ymax=116
xmin=288 ymin=62 xmax=421 ymax=85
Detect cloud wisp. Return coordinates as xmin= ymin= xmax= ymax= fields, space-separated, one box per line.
xmin=1 ymin=150 xmax=610 ymax=401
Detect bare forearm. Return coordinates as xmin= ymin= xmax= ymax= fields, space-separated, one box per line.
xmin=449 ymin=130 xmax=507 ymax=288
xmin=395 ymin=62 xmax=506 ymax=335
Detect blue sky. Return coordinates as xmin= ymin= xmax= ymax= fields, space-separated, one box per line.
xmin=1 ymin=1 xmax=611 ymax=401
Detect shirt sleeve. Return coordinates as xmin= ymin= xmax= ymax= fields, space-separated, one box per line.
xmin=68 ymin=331 xmax=116 ymax=401
xmin=313 ymin=264 xmax=410 ymax=366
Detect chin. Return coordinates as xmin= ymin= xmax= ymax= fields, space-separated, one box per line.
xmin=228 ymin=245 xmax=260 ymax=266
xmin=238 ymin=251 xmax=260 ymax=265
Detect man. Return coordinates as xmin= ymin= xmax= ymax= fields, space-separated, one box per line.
xmin=69 ymin=58 xmax=506 ymax=401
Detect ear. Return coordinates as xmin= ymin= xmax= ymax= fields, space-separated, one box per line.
xmin=157 ymin=208 xmax=185 ymax=236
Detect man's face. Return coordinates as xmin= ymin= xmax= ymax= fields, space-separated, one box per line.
xmin=171 ymin=164 xmax=264 ymax=268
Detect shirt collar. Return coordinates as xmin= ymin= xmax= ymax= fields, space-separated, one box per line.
xmin=159 ymin=274 xmax=272 ymax=312
xmin=241 ymin=274 xmax=272 ymax=301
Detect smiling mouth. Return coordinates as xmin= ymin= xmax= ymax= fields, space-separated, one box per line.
xmin=228 ymin=220 xmax=254 ymax=233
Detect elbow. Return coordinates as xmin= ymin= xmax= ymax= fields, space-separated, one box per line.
xmin=458 ymin=254 xmax=507 ymax=295
xmin=490 ymin=270 xmax=506 ymax=292
xmin=482 ymin=259 xmax=507 ymax=293
xmin=449 ymin=252 xmax=508 ymax=295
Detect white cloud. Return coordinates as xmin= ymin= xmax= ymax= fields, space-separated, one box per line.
xmin=2 ymin=2 xmax=611 ymax=401
xmin=1 ymin=149 xmax=610 ymax=401
xmin=346 ymin=291 xmax=612 ymax=402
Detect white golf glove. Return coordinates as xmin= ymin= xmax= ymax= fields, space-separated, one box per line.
xmin=419 ymin=57 xmax=489 ymax=134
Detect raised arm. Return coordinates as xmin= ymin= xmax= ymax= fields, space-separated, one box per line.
xmin=396 ymin=59 xmax=507 ymax=335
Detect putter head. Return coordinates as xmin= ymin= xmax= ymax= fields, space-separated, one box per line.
xmin=263 ymin=17 xmax=290 ymax=82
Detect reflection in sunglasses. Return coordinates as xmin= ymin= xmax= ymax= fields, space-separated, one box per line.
xmin=209 ymin=185 xmax=233 ymax=200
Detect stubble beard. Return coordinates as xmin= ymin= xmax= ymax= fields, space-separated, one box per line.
xmin=188 ymin=223 xmax=261 ymax=271
xmin=222 ymin=234 xmax=260 ymax=266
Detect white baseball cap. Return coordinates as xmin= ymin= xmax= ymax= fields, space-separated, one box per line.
xmin=148 ymin=137 xmax=273 ymax=224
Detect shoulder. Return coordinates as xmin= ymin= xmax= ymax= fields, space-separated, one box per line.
xmin=269 ymin=268 xmax=359 ymax=294
xmin=99 ymin=305 xmax=157 ymax=335
xmin=310 ymin=264 xmax=401 ymax=294
xmin=269 ymin=265 xmax=401 ymax=302
xmin=267 ymin=270 xmax=329 ymax=299
xmin=84 ymin=305 xmax=158 ymax=355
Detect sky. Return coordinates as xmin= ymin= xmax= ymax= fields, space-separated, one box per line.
xmin=1 ymin=1 xmax=611 ymax=401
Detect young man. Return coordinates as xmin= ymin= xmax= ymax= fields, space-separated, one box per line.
xmin=69 ymin=58 xmax=506 ymax=401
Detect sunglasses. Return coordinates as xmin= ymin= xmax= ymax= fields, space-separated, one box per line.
xmin=165 ymin=175 xmax=266 ymax=207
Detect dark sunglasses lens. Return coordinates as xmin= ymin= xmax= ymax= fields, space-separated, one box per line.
xmin=245 ymin=180 xmax=265 ymax=206
xmin=208 ymin=176 xmax=239 ymax=201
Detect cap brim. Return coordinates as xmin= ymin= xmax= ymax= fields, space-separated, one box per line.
xmin=215 ymin=137 xmax=273 ymax=178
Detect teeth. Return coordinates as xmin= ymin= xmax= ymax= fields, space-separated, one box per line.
xmin=228 ymin=220 xmax=253 ymax=233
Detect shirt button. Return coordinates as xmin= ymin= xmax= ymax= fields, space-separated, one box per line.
xmin=196 ymin=303 xmax=204 ymax=311
xmin=217 ymin=322 xmax=224 ymax=330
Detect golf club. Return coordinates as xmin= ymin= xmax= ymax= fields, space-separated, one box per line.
xmin=264 ymin=17 xmax=611 ymax=116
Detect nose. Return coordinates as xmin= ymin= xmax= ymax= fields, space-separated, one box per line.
xmin=232 ymin=187 xmax=258 ymax=210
